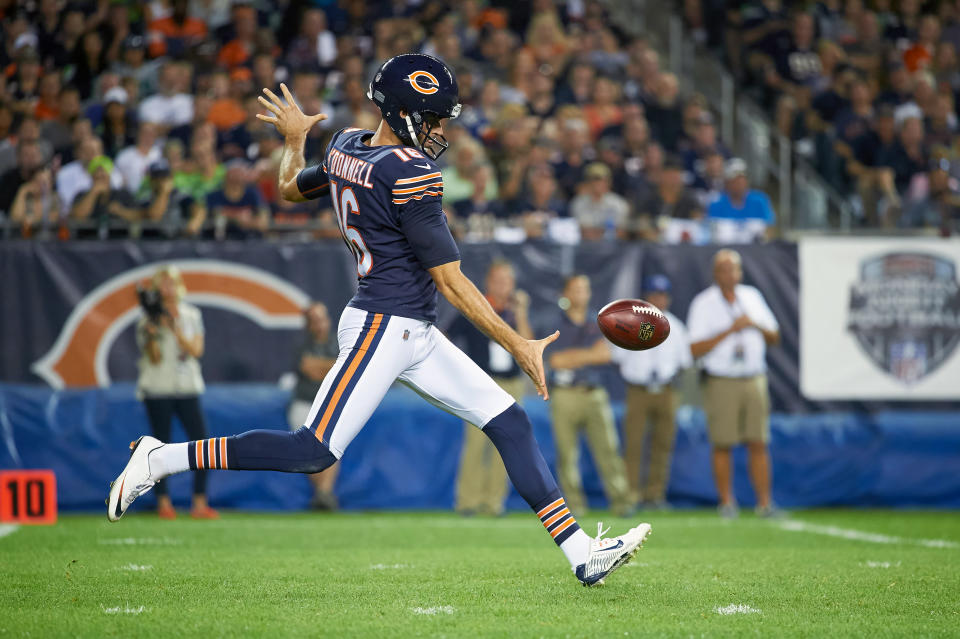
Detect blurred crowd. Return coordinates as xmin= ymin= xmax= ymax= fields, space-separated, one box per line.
xmin=0 ymin=0 xmax=775 ymax=243
xmin=687 ymin=0 xmax=960 ymax=233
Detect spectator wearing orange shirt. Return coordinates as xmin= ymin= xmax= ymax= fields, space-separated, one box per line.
xmin=207 ymin=70 xmax=249 ymax=132
xmin=904 ymin=14 xmax=940 ymax=72
xmin=217 ymin=5 xmax=257 ymax=70
xmin=33 ymin=72 xmax=61 ymax=121
xmin=583 ymin=77 xmax=623 ymax=140
xmin=148 ymin=0 xmax=208 ymax=59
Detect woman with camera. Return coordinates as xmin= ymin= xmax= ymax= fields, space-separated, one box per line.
xmin=136 ymin=265 xmax=218 ymax=520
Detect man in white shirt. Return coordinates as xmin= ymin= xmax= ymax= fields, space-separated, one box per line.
xmin=612 ymin=275 xmax=692 ymax=510
xmin=568 ymin=162 xmax=631 ymax=240
xmin=138 ymin=62 xmax=194 ymax=129
xmin=687 ymin=250 xmax=780 ymax=518
xmin=55 ymin=136 xmax=123 ymax=215
xmin=115 ymin=122 xmax=162 ymax=194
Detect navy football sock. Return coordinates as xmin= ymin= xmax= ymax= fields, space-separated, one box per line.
xmin=483 ymin=403 xmax=582 ymax=545
xmin=187 ymin=427 xmax=336 ymax=474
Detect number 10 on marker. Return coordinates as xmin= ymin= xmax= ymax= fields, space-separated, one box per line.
xmin=0 ymin=470 xmax=57 ymax=524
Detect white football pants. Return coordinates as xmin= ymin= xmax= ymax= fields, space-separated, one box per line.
xmin=300 ymin=306 xmax=516 ymax=458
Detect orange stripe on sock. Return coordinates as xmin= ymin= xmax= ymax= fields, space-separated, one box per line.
xmin=208 ymin=439 xmax=216 ymax=469
xmin=537 ymin=498 xmax=564 ymax=519
xmin=195 ymin=440 xmax=204 ymax=469
xmin=314 ymin=314 xmax=383 ymax=443
xmin=220 ymin=437 xmax=227 ymax=469
xmin=542 ymin=508 xmax=570 ymax=529
xmin=550 ymin=518 xmax=576 ymax=539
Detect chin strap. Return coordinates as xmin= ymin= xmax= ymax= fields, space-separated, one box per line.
xmin=403 ymin=114 xmax=422 ymax=151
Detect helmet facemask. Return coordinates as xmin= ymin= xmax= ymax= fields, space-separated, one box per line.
xmin=404 ymin=111 xmax=450 ymax=161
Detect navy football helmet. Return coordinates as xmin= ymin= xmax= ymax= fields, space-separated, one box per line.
xmin=367 ymin=53 xmax=461 ymax=160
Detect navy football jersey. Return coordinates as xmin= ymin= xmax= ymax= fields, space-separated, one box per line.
xmin=296 ymin=128 xmax=460 ymax=322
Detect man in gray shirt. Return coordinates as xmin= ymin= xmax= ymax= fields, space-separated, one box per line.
xmin=288 ymin=302 xmax=340 ymax=510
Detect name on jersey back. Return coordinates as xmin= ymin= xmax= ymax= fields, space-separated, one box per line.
xmin=328 ymin=148 xmax=374 ymax=189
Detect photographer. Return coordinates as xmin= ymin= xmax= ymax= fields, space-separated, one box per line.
xmin=136 ymin=265 xmax=218 ymax=520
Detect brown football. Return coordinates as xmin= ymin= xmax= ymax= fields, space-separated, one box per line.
xmin=597 ymin=299 xmax=670 ymax=351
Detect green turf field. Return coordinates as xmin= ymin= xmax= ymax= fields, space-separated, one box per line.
xmin=1 ymin=510 xmax=958 ymax=637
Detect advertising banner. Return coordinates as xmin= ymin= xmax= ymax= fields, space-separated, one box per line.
xmin=800 ymin=238 xmax=960 ymax=400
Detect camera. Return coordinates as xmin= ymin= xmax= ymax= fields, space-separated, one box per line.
xmin=136 ymin=284 xmax=166 ymax=321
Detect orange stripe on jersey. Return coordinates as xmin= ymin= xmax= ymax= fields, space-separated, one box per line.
xmin=543 ymin=508 xmax=570 ymax=529
xmin=392 ymin=190 xmax=442 ymax=204
xmin=195 ymin=440 xmax=204 ymax=469
xmin=208 ymin=439 xmax=216 ymax=469
xmin=537 ymin=498 xmax=564 ymax=518
xmin=220 ymin=437 xmax=228 ymax=469
xmin=393 ymin=172 xmax=441 ymax=185
xmin=549 ymin=518 xmax=576 ymax=539
xmin=391 ymin=182 xmax=444 ymax=195
xmin=301 ymin=182 xmax=329 ymax=195
xmin=314 ymin=313 xmax=383 ymax=442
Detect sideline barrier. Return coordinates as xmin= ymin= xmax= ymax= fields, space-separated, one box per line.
xmin=1 ymin=383 xmax=957 ymax=511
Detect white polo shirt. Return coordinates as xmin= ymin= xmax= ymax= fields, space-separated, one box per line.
xmin=115 ymin=144 xmax=163 ymax=194
xmin=612 ymin=310 xmax=692 ymax=387
xmin=687 ymin=284 xmax=778 ymax=378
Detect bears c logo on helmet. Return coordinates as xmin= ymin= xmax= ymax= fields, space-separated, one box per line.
xmin=405 ymin=70 xmax=439 ymax=95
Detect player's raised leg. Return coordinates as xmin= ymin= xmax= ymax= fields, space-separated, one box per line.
xmin=108 ymin=308 xmax=414 ymax=521
xmin=399 ymin=326 xmax=651 ymax=586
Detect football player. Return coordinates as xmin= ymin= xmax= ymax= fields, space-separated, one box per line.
xmin=107 ymin=54 xmax=651 ymax=586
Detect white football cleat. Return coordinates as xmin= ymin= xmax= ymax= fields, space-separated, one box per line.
xmin=575 ymin=521 xmax=652 ymax=587
xmin=106 ymin=436 xmax=163 ymax=522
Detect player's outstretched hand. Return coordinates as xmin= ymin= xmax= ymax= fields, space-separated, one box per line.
xmin=515 ymin=330 xmax=560 ymax=401
xmin=256 ymin=83 xmax=327 ymax=139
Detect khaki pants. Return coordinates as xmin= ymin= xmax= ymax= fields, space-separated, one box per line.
xmin=703 ymin=374 xmax=770 ymax=448
xmin=454 ymin=376 xmax=525 ymax=515
xmin=550 ymin=387 xmax=630 ymax=516
xmin=624 ymin=385 xmax=676 ymax=504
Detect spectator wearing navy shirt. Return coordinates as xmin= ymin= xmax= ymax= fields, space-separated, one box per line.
xmin=197 ymin=160 xmax=270 ymax=239
xmin=448 ymin=261 xmax=532 ymax=516
xmin=452 ymin=163 xmax=505 ymax=221
xmin=764 ymin=12 xmax=824 ymax=99
xmin=546 ymin=274 xmax=631 ymax=517
xmin=510 ymin=166 xmax=568 ymax=239
xmin=876 ymin=116 xmax=929 ymax=200
xmin=707 ymin=158 xmax=776 ymax=243
xmin=680 ymin=114 xmax=730 ymax=191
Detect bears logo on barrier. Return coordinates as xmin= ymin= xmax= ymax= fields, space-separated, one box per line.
xmin=31 ymin=260 xmax=311 ymax=389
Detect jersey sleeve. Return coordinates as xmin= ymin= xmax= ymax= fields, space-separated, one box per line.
xmin=398 ymin=198 xmax=460 ymax=269
xmin=390 ymin=165 xmax=444 ymax=205
xmin=296 ymin=164 xmax=330 ymax=200
xmin=389 ymin=157 xmax=457 ymax=269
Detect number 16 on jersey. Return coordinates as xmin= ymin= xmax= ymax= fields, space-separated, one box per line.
xmin=329 ymin=180 xmax=372 ymax=277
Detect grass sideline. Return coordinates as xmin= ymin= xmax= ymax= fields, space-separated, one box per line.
xmin=1 ymin=510 xmax=958 ymax=637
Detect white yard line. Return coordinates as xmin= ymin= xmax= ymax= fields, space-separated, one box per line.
xmin=778 ymin=520 xmax=959 ymax=549
xmin=411 ymin=606 xmax=455 ymax=615
xmin=118 ymin=564 xmax=153 ymax=571
xmin=715 ymin=604 xmax=762 ymax=615
xmin=102 ymin=606 xmax=147 ymax=615
xmin=0 ymin=524 xmax=19 ymax=539
xmin=97 ymin=537 xmax=182 ymax=546
xmin=369 ymin=563 xmax=411 ymax=570
xmin=861 ymin=561 xmax=901 ymax=568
